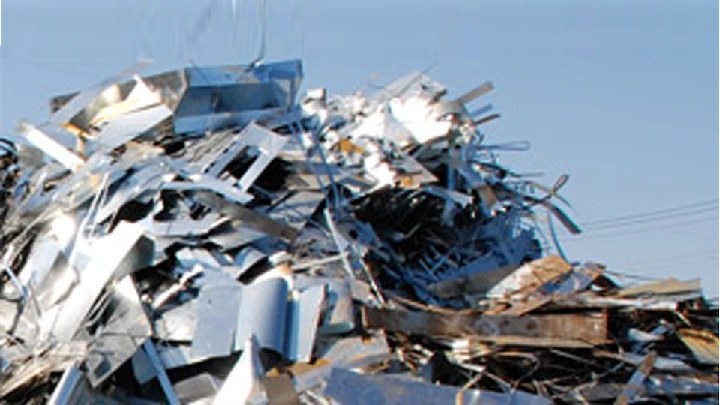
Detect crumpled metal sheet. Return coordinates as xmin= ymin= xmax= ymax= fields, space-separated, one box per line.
xmin=0 ymin=57 xmax=716 ymax=405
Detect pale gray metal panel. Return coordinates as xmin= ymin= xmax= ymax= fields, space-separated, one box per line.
xmin=191 ymin=272 xmax=242 ymax=359
xmin=96 ymin=104 xmax=172 ymax=151
xmin=234 ymin=278 xmax=289 ymax=354
xmin=324 ymin=368 xmax=552 ymax=405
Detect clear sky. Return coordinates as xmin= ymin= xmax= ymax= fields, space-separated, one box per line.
xmin=1 ymin=0 xmax=718 ymax=296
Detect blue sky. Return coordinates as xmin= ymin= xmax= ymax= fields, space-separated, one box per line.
xmin=1 ymin=0 xmax=718 ymax=296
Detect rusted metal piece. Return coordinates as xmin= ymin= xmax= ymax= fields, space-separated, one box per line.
xmin=677 ymin=329 xmax=720 ymax=365
xmin=362 ymin=306 xmax=608 ymax=344
xmin=616 ymin=278 xmax=702 ymax=298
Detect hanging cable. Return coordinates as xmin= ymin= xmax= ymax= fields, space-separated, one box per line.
xmin=583 ymin=204 xmax=718 ymax=231
xmin=562 ymin=215 xmax=717 ymax=242
xmin=582 ymin=198 xmax=718 ymax=227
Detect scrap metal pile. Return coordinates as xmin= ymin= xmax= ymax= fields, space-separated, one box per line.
xmin=0 ymin=59 xmax=716 ymax=404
